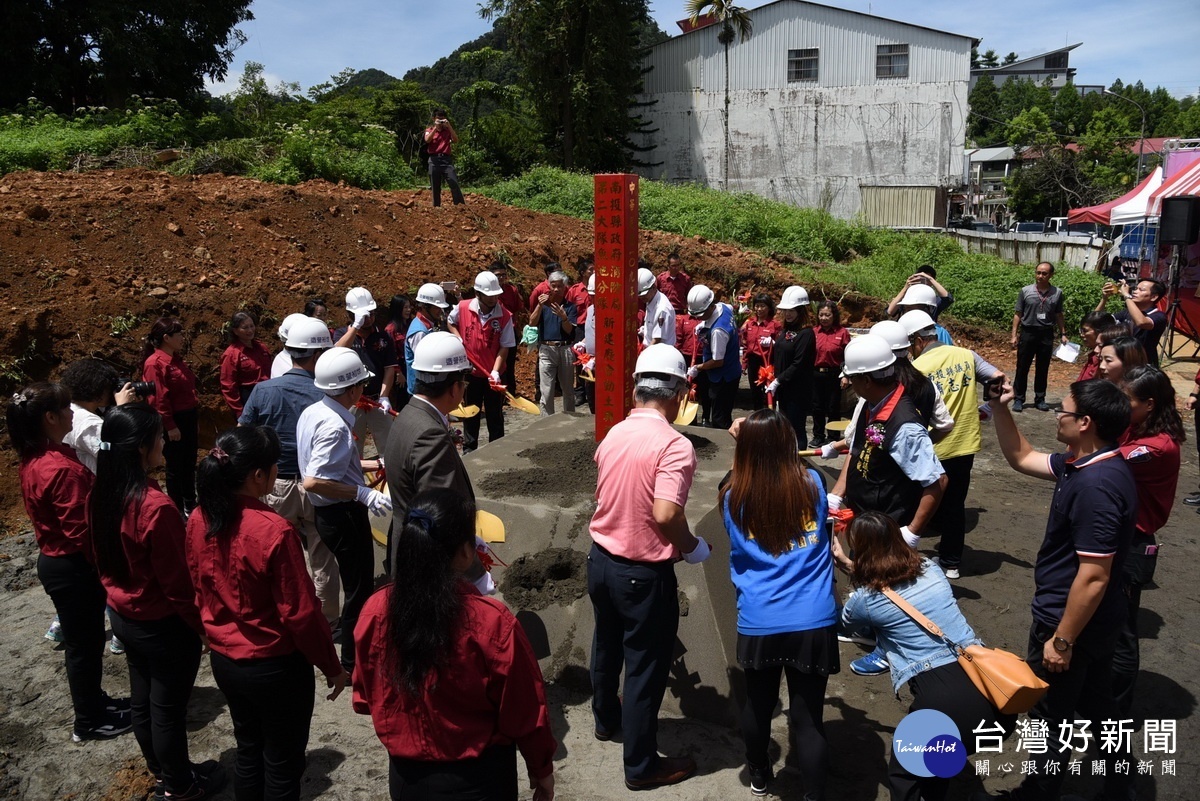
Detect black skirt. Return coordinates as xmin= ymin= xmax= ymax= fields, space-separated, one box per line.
xmin=737 ymin=625 xmax=840 ymax=674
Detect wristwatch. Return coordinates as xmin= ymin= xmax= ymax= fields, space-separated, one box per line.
xmin=1053 ymin=636 xmax=1073 ymax=653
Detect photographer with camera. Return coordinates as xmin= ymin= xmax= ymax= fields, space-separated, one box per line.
xmin=61 ymin=359 xmax=145 ymax=475
xmin=424 ymin=109 xmax=465 ymax=207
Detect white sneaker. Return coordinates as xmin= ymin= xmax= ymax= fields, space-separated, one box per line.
xmin=940 ymin=561 xmax=961 ymax=580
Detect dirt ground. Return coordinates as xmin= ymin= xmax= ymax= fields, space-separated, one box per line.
xmin=1 ymin=170 xmax=1198 ymax=800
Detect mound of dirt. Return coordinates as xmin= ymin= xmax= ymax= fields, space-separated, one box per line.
xmin=477 ymin=438 xmax=599 ymax=504
xmin=500 ymin=547 xmax=589 ymax=611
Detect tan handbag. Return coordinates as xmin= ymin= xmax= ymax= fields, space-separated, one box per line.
xmin=882 ymin=587 xmax=1049 ymax=715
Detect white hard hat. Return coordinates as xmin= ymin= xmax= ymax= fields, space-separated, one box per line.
xmin=277 ymin=313 xmax=308 ymax=341
xmin=870 ymin=320 xmax=911 ymax=353
xmin=285 ymin=317 xmax=334 ymax=350
xmin=687 ymin=285 xmax=715 ymax=317
xmin=637 ymin=267 xmax=656 ymax=296
xmin=842 ymin=334 xmax=897 ymax=376
xmin=412 ymin=331 xmax=470 ymax=376
xmin=473 ymin=271 xmax=503 ymax=297
xmin=898 ymin=309 xmax=938 ymax=337
xmin=899 ymin=283 xmax=938 ymax=308
xmin=778 ymin=285 xmax=810 ymax=309
xmin=587 ymin=274 xmax=595 ymax=295
xmin=313 ymin=347 xmax=374 ymax=392
xmin=345 ymin=286 xmax=377 ymax=314
xmin=634 ymin=343 xmax=688 ymax=382
xmin=415 ymin=282 xmax=450 ymax=309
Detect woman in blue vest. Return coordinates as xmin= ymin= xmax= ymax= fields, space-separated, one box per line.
xmin=724 ymin=409 xmax=837 ymax=799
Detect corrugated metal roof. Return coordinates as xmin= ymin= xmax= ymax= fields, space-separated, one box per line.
xmin=969 ymin=146 xmax=1015 ymax=162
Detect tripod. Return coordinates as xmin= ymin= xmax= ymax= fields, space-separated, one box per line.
xmin=1166 ymin=244 xmax=1200 ymax=360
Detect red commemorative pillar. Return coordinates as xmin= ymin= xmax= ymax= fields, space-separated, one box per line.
xmin=592 ymin=174 xmax=639 ymax=442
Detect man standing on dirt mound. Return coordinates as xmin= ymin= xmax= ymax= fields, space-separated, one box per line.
xmin=448 ymin=270 xmax=515 ymax=453
xmin=424 ymin=109 xmax=465 ymax=207
xmin=588 ymin=344 xmax=711 ymax=792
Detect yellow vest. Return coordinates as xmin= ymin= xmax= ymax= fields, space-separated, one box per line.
xmin=913 ymin=344 xmax=981 ymax=460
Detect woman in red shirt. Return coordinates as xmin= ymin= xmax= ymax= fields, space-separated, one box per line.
xmin=8 ymin=383 xmax=131 ymax=742
xmin=90 ymin=403 xmax=224 ymax=800
xmin=384 ymin=294 xmax=413 ymax=411
xmin=1112 ymin=366 xmax=1184 ymax=718
xmin=1075 ymin=311 xmax=1115 ymax=381
xmin=740 ymin=294 xmax=780 ymax=410
xmin=188 ymin=426 xmax=347 ymax=801
xmin=141 ymin=317 xmax=200 ymax=516
xmin=219 ymin=312 xmax=272 ymax=418
xmin=353 ymin=489 xmax=556 ymax=801
xmin=811 ymin=301 xmax=852 ymax=446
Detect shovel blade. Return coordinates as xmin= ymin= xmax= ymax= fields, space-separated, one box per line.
xmin=450 ymin=403 xmax=480 ymax=418
xmin=507 ymin=392 xmax=541 ymax=415
xmin=674 ymin=399 xmax=700 ymax=425
xmin=476 ymin=509 xmax=506 ymax=543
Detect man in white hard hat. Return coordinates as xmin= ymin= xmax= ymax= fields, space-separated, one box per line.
xmin=638 ymin=266 xmax=676 ymax=348
xmin=490 ymin=263 xmax=526 ymax=394
xmin=530 ymin=270 xmax=576 ymax=416
xmin=588 ymin=343 xmax=709 ymax=791
xmin=448 ymin=270 xmax=516 ymax=452
xmin=886 ymin=265 xmax=953 ymax=319
xmin=240 ymin=318 xmax=342 ymax=626
xmin=334 ymin=287 xmax=398 ymax=455
xmin=270 ymin=313 xmax=310 ymax=379
xmin=686 ymin=285 xmax=742 ymax=430
xmin=297 ymin=347 xmax=394 ymax=674
xmin=404 ymin=282 xmax=450 ymax=396
xmin=827 ymin=334 xmax=946 ymax=677
xmin=904 ymin=309 xmax=1004 ymax=580
xmin=893 ymin=282 xmax=953 ymax=345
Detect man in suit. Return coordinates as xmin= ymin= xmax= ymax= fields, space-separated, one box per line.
xmin=383 ymin=331 xmax=490 ymax=591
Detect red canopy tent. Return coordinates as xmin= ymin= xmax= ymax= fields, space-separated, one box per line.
xmin=1147 ymin=160 xmax=1200 ymax=216
xmin=1067 ymin=170 xmax=1159 ymax=224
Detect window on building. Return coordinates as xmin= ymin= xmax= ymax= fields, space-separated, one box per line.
xmin=876 ymin=43 xmax=909 ymax=78
xmin=1044 ymin=52 xmax=1067 ymax=70
xmin=787 ymin=48 xmax=819 ymax=82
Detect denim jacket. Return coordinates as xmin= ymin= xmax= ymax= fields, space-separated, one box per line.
xmin=841 ymin=559 xmax=982 ymax=693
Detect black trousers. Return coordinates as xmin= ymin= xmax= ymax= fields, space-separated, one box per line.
xmin=503 ymin=346 xmax=518 ymax=395
xmin=462 ymin=375 xmax=504 ymax=453
xmin=428 ymin=155 xmax=465 ymax=207
xmin=1112 ymin=535 xmax=1158 ymax=717
xmin=587 ymin=544 xmax=679 ymax=782
xmin=742 ymin=664 xmax=829 ymax=799
xmin=707 ymin=377 xmax=739 ymax=431
xmin=313 ymin=501 xmax=374 ymax=672
xmin=777 ymin=387 xmax=810 ymax=451
xmin=163 ymin=408 xmax=199 ymax=513
xmin=1013 ymin=328 xmax=1055 ymax=402
xmin=744 ymin=354 xmax=769 ymax=410
xmin=211 ymin=650 xmax=315 ymax=801
xmin=37 ymin=552 xmax=108 ymax=730
xmin=887 ymin=661 xmax=1015 ymax=801
xmin=1015 ymin=621 xmax=1132 ymax=801
xmin=930 ymin=454 xmax=975 ymax=568
xmin=109 ymin=611 xmax=202 ymax=793
xmin=389 ymin=743 xmax=517 ymax=801
xmin=810 ymin=370 xmax=842 ymax=439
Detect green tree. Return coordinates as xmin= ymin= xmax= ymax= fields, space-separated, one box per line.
xmin=229 ymin=62 xmax=306 ymax=132
xmin=0 ymin=0 xmax=253 ymax=111
xmin=1002 ymin=52 xmax=1019 ymax=65
xmin=968 ymin=73 xmax=1003 ymax=145
xmin=685 ymin=0 xmax=753 ymax=190
xmin=1079 ymin=106 xmax=1137 ymax=192
xmin=1178 ymin=102 xmax=1200 ymax=138
xmin=980 ymin=49 xmax=999 ymax=68
xmin=1051 ymin=82 xmax=1085 ymax=137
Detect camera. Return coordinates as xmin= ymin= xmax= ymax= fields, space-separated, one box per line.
xmin=114 ymin=377 xmax=156 ymax=398
xmin=985 ymin=376 xmax=1004 ymax=401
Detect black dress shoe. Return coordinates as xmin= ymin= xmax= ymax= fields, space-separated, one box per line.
xmin=625 ymin=756 xmax=697 ymax=790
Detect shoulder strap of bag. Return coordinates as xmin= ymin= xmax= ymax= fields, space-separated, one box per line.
xmin=881 ymin=587 xmax=965 ymax=656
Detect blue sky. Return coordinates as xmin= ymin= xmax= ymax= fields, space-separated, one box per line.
xmin=209 ymin=0 xmax=1198 ymax=99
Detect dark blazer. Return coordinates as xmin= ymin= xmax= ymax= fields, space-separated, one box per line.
xmin=383 ymin=397 xmax=475 ymax=571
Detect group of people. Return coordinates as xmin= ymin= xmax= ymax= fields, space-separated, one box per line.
xmin=9 ymin=252 xmax=1190 ymax=801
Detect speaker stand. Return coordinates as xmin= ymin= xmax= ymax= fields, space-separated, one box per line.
xmin=1166 ymin=244 xmax=1200 ymax=360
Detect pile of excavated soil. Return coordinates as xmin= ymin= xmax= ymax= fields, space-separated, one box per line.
xmin=478 ymin=438 xmax=600 ymax=504
xmin=499 ymin=547 xmax=589 ymax=611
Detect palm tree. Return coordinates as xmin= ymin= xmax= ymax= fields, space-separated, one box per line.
xmin=685 ymin=0 xmax=752 ymax=190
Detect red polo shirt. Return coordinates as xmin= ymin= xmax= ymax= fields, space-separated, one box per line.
xmin=565 ymin=281 xmax=591 ymax=324
xmin=498 ymin=284 xmax=524 ymax=319
xmin=814 ymin=325 xmax=852 ymax=368
xmin=1118 ymin=429 xmax=1180 ymax=536
xmin=19 ymin=443 xmax=93 ymax=558
xmin=352 ymin=583 xmax=556 ymax=780
xmin=657 ymin=270 xmax=693 ymax=313
xmin=740 ymin=317 xmax=781 ymax=359
xmin=219 ymin=340 xmax=272 ymax=415
xmin=100 ymin=484 xmax=202 ymax=632
xmin=142 ymin=349 xmax=198 ymax=433
xmin=186 ymin=497 xmax=341 ymax=677
xmin=527 ymin=280 xmax=551 ymax=312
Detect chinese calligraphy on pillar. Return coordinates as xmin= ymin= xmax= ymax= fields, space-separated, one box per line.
xmin=593 ymin=174 xmax=639 ymax=441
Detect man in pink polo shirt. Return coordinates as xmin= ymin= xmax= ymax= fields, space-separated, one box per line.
xmin=588 ymin=344 xmax=711 ymax=791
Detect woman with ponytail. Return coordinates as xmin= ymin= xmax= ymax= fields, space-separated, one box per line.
xmin=352 ymin=489 xmax=556 ymax=801
xmin=8 ymin=383 xmax=131 ymax=742
xmin=187 ymin=426 xmax=346 ymax=801
xmin=90 ymin=403 xmax=222 ymax=800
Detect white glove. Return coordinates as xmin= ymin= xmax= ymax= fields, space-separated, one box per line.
xmin=353 ymin=311 xmax=370 ymax=329
xmin=820 ymin=443 xmax=839 ymax=459
xmin=759 ymin=336 xmax=773 ymax=347
xmin=901 ymin=526 xmax=921 ymax=548
xmin=687 ymin=366 xmax=700 ymax=381
xmin=490 ymin=370 xmax=501 ymax=384
xmin=683 ymin=536 xmax=711 ymax=564
xmin=356 ymin=486 xmax=393 ymax=515
xmin=826 ymin=493 xmax=843 ymax=512
xmin=766 ymin=379 xmax=780 ymax=394
xmin=379 ymin=397 xmax=392 ymax=414
xmin=584 ymin=358 xmax=595 ymax=371
xmin=472 ymin=570 xmax=497 ymax=596
xmin=572 ymin=341 xmax=587 ymax=356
